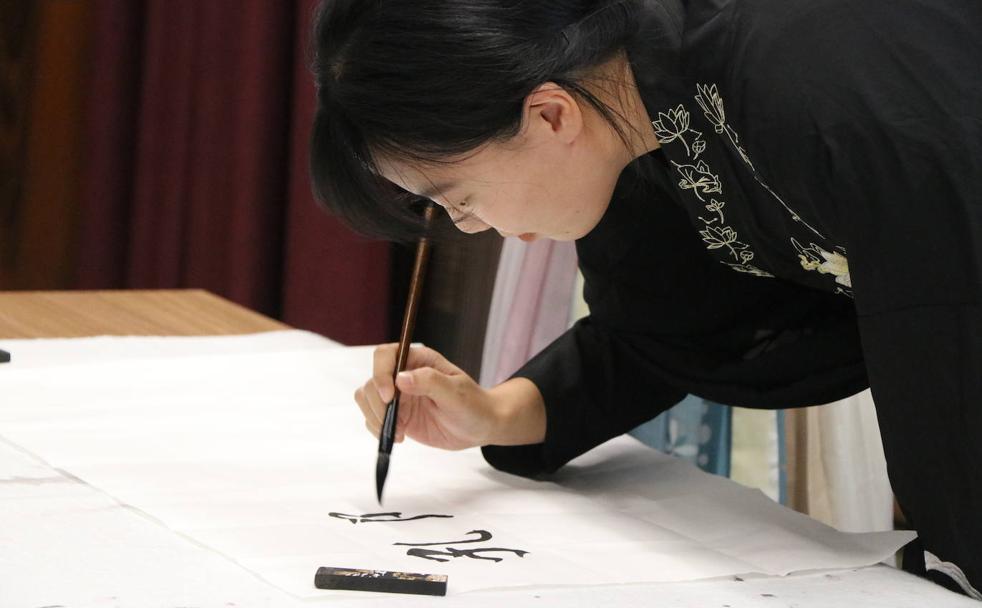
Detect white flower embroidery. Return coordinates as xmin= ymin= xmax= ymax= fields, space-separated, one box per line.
xmin=694 ymin=83 xmax=726 ymax=133
xmin=652 ymin=104 xmax=690 ymax=139
xmin=672 ymin=160 xmax=722 ymax=201
xmin=651 ymin=105 xmax=706 ymax=159
xmin=667 ymin=148 xmax=772 ymax=276
xmin=792 ymin=238 xmax=852 ymax=291
xmin=819 ymin=251 xmax=851 ymax=288
xmin=665 ymin=82 xmax=855 ymax=296
xmin=699 ymin=225 xmax=743 ymax=255
xmin=695 ymin=83 xmax=754 ymax=168
xmin=699 ymin=198 xmax=726 ymax=225
xmin=655 ymin=92 xmax=775 ymax=278
xmin=695 ymin=83 xmax=831 ymax=240
xmin=724 ymin=262 xmax=774 ymax=277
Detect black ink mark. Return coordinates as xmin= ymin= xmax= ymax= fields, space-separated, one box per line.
xmin=405 ymin=547 xmax=529 ymax=563
xmin=394 ymin=529 xmax=491 ymax=547
xmin=395 ymin=530 xmax=528 ymax=563
xmin=329 ymin=511 xmax=454 ymax=525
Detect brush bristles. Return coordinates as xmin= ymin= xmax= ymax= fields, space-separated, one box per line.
xmin=375 ymin=452 xmax=390 ymax=505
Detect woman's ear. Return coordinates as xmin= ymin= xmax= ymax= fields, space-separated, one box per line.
xmin=522 ymin=83 xmax=583 ymax=145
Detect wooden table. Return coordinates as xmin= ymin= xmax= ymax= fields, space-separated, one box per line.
xmin=0 ymin=289 xmax=287 ymax=338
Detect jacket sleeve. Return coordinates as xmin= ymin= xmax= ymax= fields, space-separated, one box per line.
xmin=481 ymin=316 xmax=688 ymax=479
xmin=482 ymin=160 xmax=869 ymax=478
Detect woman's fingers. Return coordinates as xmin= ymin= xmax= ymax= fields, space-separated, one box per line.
xmin=354 ymin=383 xmax=381 ymax=430
xmin=362 ymin=343 xmax=471 ymax=446
xmin=394 ymin=366 xmax=494 ymax=450
xmin=395 ymin=396 xmax=413 ymax=443
xmin=395 ymin=367 xmax=461 ymax=405
xmin=372 ymin=343 xmax=463 ymax=399
xmin=372 ymin=343 xmax=399 ymax=403
xmin=357 ymin=370 xmax=413 ymax=442
xmin=407 ymin=345 xmax=463 ymax=376
xmin=366 ymin=375 xmax=391 ymax=420
xmin=358 ymin=384 xmax=406 ymax=442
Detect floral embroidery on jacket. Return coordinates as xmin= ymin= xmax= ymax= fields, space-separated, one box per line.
xmin=695 ymin=83 xmax=827 ymax=241
xmin=651 ymin=105 xmax=706 ymax=159
xmin=672 ymin=160 xmax=720 ymax=200
xmin=694 ymin=83 xmax=753 ymax=168
xmin=654 ymin=83 xmax=856 ymax=295
xmin=792 ymin=239 xmax=853 ymax=295
xmin=654 ymin=105 xmax=773 ymax=278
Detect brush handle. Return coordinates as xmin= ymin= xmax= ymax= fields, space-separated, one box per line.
xmin=377 ymin=204 xmax=436 ymax=456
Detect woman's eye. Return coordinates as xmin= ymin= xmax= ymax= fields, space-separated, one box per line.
xmin=451 ymin=212 xmax=472 ymax=226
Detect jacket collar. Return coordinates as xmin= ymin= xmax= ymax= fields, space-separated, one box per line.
xmin=625 ymin=0 xmax=689 ymax=117
xmin=626 ymin=0 xmax=733 ymax=118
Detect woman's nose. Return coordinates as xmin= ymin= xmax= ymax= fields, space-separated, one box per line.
xmin=455 ymin=218 xmax=491 ymax=234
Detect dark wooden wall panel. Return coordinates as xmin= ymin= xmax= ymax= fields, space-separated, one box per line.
xmin=0 ymin=1 xmax=39 ymax=286
xmin=7 ymin=1 xmax=92 ymax=289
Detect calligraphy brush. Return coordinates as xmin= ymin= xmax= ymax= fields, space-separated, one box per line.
xmin=376 ymin=202 xmax=437 ymax=504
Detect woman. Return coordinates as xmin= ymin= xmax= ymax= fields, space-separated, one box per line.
xmin=310 ymin=0 xmax=982 ymax=596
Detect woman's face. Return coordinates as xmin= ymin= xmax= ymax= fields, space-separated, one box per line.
xmin=377 ymin=84 xmax=634 ymax=241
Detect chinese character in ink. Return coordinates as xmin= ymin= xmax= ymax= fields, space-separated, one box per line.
xmin=395 ymin=529 xmax=529 ymax=563
xmin=329 ymin=511 xmax=453 ymax=525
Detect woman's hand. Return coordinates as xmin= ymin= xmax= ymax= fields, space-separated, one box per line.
xmin=354 ymin=344 xmax=547 ymax=451
xmin=355 ymin=344 xmax=497 ymax=450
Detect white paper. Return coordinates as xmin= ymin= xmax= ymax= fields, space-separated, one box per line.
xmin=0 ymin=332 xmax=915 ymax=597
xmin=0 ymin=329 xmax=338 ymax=369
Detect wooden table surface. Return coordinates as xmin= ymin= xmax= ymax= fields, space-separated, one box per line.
xmin=0 ymin=289 xmax=287 ymax=338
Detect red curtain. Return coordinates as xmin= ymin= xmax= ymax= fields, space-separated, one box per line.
xmin=1 ymin=2 xmax=91 ymax=290
xmin=76 ymin=0 xmax=391 ymax=345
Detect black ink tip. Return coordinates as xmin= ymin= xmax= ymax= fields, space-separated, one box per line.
xmin=375 ymin=452 xmax=389 ymax=505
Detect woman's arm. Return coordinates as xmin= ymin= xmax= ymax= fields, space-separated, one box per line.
xmin=486 ymin=377 xmax=547 ymax=446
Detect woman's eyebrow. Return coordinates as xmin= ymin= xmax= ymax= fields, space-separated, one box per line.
xmin=418 ymin=179 xmax=456 ymax=200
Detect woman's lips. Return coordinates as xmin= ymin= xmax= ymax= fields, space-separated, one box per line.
xmin=496 ymin=230 xmax=539 ymax=242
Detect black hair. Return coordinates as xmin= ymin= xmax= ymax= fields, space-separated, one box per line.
xmin=309 ymin=0 xmax=643 ymax=241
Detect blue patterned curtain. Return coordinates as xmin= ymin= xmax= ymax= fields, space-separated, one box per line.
xmin=629 ymin=395 xmax=732 ymax=477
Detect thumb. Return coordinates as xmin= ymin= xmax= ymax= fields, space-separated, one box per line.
xmin=396 ymin=367 xmax=460 ymax=403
